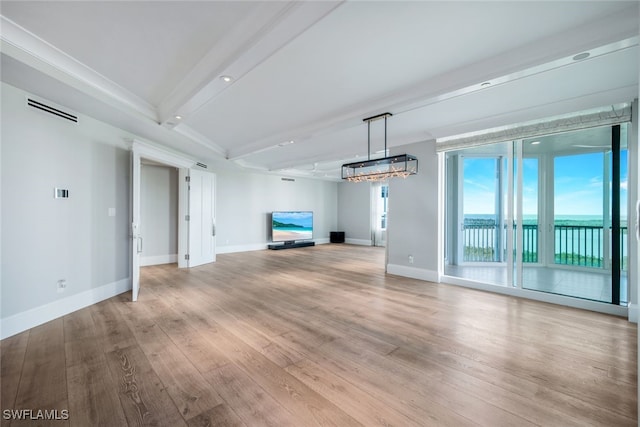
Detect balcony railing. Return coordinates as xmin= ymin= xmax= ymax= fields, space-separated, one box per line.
xmin=462 ymin=220 xmax=498 ymax=262
xmin=463 ymin=220 xmax=628 ymax=270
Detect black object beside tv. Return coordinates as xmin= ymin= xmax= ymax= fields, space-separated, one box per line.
xmin=330 ymin=231 xmax=345 ymax=243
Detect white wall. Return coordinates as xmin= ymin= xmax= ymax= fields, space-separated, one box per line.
xmin=386 ymin=140 xmax=439 ymax=282
xmin=0 ymin=82 xmax=340 ymax=338
xmin=337 ymin=181 xmax=372 ymax=245
xmin=1 ymin=82 xmax=131 ymax=338
xmin=140 ymin=164 xmax=178 ymax=265
xmin=215 ymin=171 xmax=338 ymax=253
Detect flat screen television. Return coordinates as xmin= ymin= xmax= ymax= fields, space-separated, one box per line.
xmin=272 ymin=211 xmax=313 ymax=242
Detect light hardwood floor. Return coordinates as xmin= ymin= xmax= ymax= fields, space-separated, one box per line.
xmin=1 ymin=245 xmax=637 ymax=426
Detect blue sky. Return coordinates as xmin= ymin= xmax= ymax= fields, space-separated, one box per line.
xmin=554 ymin=151 xmax=628 ymax=216
xmin=463 ymin=151 xmax=628 ymax=217
xmin=273 ymin=211 xmax=313 ymax=227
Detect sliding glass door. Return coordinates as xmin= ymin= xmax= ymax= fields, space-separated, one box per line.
xmin=444 ymin=124 xmax=629 ymax=305
xmin=519 ymin=126 xmax=628 ymax=303
xmin=444 ymin=142 xmax=511 ymax=286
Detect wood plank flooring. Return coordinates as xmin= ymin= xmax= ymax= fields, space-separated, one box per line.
xmin=1 ymin=244 xmax=637 ymax=426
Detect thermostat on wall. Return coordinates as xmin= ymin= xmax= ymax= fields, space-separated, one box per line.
xmin=54 ymin=188 xmax=69 ymax=198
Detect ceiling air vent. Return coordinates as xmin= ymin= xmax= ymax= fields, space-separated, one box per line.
xmin=281 ymin=178 xmax=295 ymax=182
xmin=196 ymin=162 xmax=207 ymax=169
xmin=27 ymin=98 xmax=78 ymax=123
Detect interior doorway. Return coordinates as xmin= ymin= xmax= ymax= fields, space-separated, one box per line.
xmin=130 ymin=141 xmax=216 ymax=301
xmin=140 ymin=161 xmax=179 ymax=267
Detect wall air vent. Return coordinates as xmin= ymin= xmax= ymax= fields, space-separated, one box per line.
xmin=281 ymin=178 xmax=295 ymax=182
xmin=27 ymin=98 xmax=78 ymax=123
xmin=196 ymin=162 xmax=207 ymax=169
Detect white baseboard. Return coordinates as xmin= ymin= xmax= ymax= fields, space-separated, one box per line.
xmin=628 ymin=303 xmax=638 ymax=323
xmin=0 ymin=278 xmax=131 ymax=340
xmin=141 ymin=254 xmax=177 ymax=266
xmin=345 ymin=238 xmax=372 ymax=246
xmin=315 ymin=238 xmax=330 ymax=245
xmin=387 ymin=264 xmax=439 ymax=282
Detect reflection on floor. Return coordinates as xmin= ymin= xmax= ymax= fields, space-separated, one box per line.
xmin=444 ymin=264 xmax=628 ymax=304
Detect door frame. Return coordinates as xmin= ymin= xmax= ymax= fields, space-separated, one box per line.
xmin=131 ymin=140 xmax=194 ymax=301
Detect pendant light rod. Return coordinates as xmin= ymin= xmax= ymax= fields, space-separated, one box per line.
xmin=363 ymin=112 xmax=392 ymax=160
xmin=368 ymin=120 xmax=371 ymax=161
xmin=384 ymin=114 xmax=388 ymax=157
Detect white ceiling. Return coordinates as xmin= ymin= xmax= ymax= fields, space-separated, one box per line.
xmin=1 ymin=1 xmax=638 ymax=180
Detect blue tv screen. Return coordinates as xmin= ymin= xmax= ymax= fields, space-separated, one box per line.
xmin=272 ymin=211 xmax=313 ymax=242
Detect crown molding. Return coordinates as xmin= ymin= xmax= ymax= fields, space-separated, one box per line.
xmin=0 ymin=15 xmax=158 ymax=122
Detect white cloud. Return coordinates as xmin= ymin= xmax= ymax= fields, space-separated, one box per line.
xmin=464 ymin=179 xmax=492 ymax=192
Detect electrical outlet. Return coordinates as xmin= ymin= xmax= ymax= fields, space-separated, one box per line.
xmin=408 ymin=255 xmax=414 ymax=264
xmin=57 ymin=279 xmax=67 ymax=293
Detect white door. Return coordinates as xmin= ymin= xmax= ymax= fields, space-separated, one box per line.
xmin=187 ymin=169 xmax=216 ymax=267
xmin=131 ymin=151 xmax=142 ymax=301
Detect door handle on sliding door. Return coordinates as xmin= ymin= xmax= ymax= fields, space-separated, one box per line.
xmin=137 ymin=236 xmax=143 ymax=254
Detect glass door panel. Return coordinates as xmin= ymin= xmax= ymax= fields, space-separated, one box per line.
xmin=444 ymin=142 xmax=511 ymax=286
xmin=462 ymin=157 xmax=501 ymax=263
xmin=520 ymin=126 xmax=625 ymax=303
xmin=513 ymin=147 xmax=541 ymax=291
xmin=554 ymin=151 xmax=609 ymax=301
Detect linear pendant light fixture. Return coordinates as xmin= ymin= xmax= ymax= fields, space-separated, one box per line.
xmin=341 ymin=112 xmax=418 ymax=182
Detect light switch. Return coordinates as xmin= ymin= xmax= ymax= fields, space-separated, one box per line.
xmin=54 ymin=188 xmax=69 ymax=198
xmin=108 ymin=208 xmax=116 ymax=217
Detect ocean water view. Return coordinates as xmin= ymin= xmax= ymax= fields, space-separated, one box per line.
xmin=464 ymin=213 xmax=627 ymax=227
xmin=462 ymin=214 xmax=628 ymax=268
xmin=274 ymin=226 xmax=313 ymax=232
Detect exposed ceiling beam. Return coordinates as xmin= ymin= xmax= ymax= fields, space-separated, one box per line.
xmin=157 ymin=1 xmax=344 ymax=127
xmin=173 ymin=123 xmax=228 ymax=158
